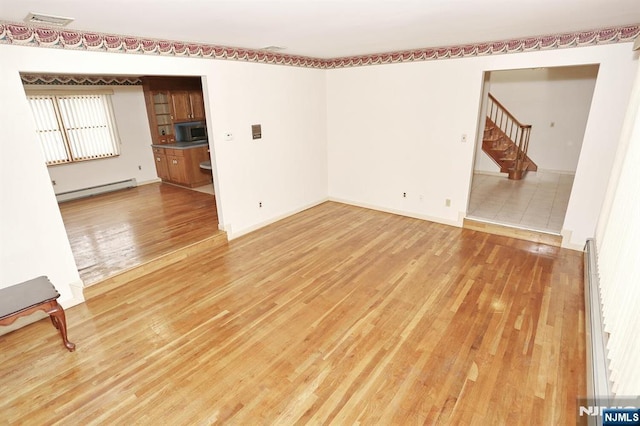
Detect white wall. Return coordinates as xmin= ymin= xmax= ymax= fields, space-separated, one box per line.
xmin=0 ymin=60 xmax=83 ymax=307
xmin=22 ymin=85 xmax=159 ymax=194
xmin=474 ymin=65 xmax=599 ymax=174
xmin=0 ymin=44 xmax=328 ymax=308
xmin=205 ymin=60 xmax=328 ymax=237
xmin=327 ymin=43 xmax=637 ymax=249
xmin=327 ymin=59 xmax=479 ymax=226
xmin=0 ymin=40 xmax=636 ymax=312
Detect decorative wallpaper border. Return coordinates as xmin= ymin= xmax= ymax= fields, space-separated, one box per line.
xmin=21 ymin=74 xmax=142 ymax=85
xmin=328 ymin=25 xmax=639 ymax=68
xmin=0 ymin=21 xmax=324 ymax=68
xmin=1 ymin=21 xmax=638 ymax=69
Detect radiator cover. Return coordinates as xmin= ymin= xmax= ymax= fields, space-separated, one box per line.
xmin=55 ymin=178 xmax=137 ymax=203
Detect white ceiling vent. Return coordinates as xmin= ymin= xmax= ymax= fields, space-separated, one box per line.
xmin=24 ymin=12 xmax=74 ymax=27
xmin=261 ymin=45 xmax=286 ymax=52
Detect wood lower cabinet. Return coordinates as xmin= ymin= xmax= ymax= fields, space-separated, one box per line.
xmin=152 ymin=147 xmax=170 ymax=181
xmin=166 ymin=152 xmax=189 ymax=185
xmin=152 ymin=146 xmax=212 ymax=188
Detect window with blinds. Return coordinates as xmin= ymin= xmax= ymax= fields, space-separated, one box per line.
xmin=27 ymin=93 xmax=120 ymax=165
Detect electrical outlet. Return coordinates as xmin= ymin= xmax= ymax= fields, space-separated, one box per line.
xmin=403 ymin=192 xmax=407 ymax=198
xmin=445 ymin=198 xmax=451 ymax=207
xmin=51 ymin=180 xmax=56 ymax=186
xmin=461 ymin=134 xmax=467 ymax=143
xmin=138 ymin=165 xmax=142 ymax=170
xmin=259 ymin=201 xmax=262 ymax=208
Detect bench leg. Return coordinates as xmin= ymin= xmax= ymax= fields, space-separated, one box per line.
xmin=48 ymin=302 xmax=76 ymax=352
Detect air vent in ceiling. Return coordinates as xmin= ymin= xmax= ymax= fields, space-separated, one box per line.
xmin=261 ymin=45 xmax=286 ymax=52
xmin=24 ymin=12 xmax=74 ymax=27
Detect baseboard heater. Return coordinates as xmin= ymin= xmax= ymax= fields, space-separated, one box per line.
xmin=583 ymin=238 xmax=611 ymax=425
xmin=56 ymin=178 xmax=137 ymax=203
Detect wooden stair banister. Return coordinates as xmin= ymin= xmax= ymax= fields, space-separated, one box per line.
xmin=483 ymin=93 xmax=537 ymax=180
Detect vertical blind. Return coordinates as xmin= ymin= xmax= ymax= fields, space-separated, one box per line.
xmin=595 ymin=66 xmax=640 ymax=396
xmin=27 ymin=93 xmax=120 ymax=165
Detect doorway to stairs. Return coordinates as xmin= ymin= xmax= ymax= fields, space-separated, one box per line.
xmin=467 ymin=64 xmax=600 ymax=234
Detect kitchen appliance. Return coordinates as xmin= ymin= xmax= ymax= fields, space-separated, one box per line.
xmin=179 ymin=122 xmax=207 ymax=142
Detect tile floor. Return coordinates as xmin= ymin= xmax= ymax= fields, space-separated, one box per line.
xmin=192 ymin=183 xmax=215 ymax=195
xmin=467 ymin=171 xmax=574 ymax=234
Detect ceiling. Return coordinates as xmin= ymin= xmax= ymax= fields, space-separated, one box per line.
xmin=1 ymin=0 xmax=639 ymax=58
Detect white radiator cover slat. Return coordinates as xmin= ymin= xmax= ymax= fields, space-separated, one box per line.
xmin=591 ymin=62 xmax=640 ymax=398
xmin=583 ymin=239 xmax=611 ymax=404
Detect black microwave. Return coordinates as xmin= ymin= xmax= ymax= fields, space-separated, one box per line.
xmin=182 ymin=124 xmax=207 ymax=142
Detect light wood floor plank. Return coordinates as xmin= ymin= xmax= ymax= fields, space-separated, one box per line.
xmin=0 ymin=202 xmax=585 ymax=424
xmin=58 ymin=182 xmax=220 ymax=286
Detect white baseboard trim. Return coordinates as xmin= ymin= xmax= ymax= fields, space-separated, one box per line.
xmin=473 ymin=170 xmax=503 ymax=177
xmin=473 ymin=169 xmax=576 ymax=177
xmin=0 ymin=312 xmax=48 ymax=336
xmin=328 ymin=197 xmax=461 ymax=228
xmin=66 ymin=279 xmax=85 ymax=306
xmin=536 ymin=168 xmax=576 ymax=176
xmin=137 ymin=177 xmax=162 ymax=186
xmin=226 ymin=198 xmax=330 ymax=240
xmin=561 ymin=229 xmax=585 ymax=251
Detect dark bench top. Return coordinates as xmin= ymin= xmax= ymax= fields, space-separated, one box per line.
xmin=0 ymin=276 xmax=60 ymax=320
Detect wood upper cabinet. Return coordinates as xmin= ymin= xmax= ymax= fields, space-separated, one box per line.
xmin=141 ymin=76 xmax=206 ymax=144
xmin=170 ymin=91 xmax=191 ymax=122
xmin=144 ymin=90 xmax=176 ymax=144
xmin=188 ymin=91 xmax=205 ymax=121
xmin=171 ymin=90 xmax=205 ymax=122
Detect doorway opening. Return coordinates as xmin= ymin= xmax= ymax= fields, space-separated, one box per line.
xmin=20 ymin=72 xmax=223 ymax=286
xmin=468 ymin=64 xmax=600 ymax=234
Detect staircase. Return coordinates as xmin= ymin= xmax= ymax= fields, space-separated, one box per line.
xmin=482 ymin=94 xmax=537 ymax=180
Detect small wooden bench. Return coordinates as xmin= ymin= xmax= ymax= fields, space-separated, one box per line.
xmin=0 ymin=276 xmax=75 ymax=351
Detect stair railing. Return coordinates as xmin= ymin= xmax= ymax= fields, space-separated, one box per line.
xmin=487 ymin=93 xmax=532 ymax=172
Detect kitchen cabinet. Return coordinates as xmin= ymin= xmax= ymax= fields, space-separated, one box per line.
xmin=148 ymin=91 xmax=176 ymax=144
xmin=166 ymin=151 xmax=189 ymax=185
xmin=151 ymin=145 xmax=212 ymax=188
xmin=152 ymin=147 xmax=170 ymax=181
xmin=171 ymin=90 xmax=205 ymax=122
xmin=188 ymin=91 xmax=205 ymax=121
xmin=141 ymin=76 xmax=204 ymax=144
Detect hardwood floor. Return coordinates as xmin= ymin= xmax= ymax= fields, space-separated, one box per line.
xmin=58 ymin=183 xmax=220 ymax=285
xmin=0 ymin=202 xmax=585 ymax=424
xmin=463 ymin=218 xmax=563 ymax=247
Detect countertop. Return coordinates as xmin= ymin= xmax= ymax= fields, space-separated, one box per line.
xmin=151 ymin=141 xmax=209 ymax=150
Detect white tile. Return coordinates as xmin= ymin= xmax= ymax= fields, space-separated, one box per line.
xmin=468 ymin=171 xmax=574 ymax=234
